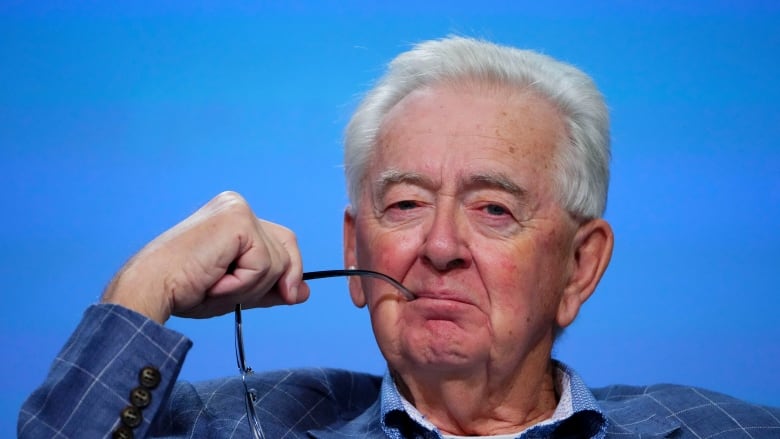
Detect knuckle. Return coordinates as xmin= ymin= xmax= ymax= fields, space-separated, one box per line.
xmin=214 ymin=191 xmax=248 ymax=210
xmin=210 ymin=192 xmax=254 ymax=220
xmin=280 ymin=225 xmax=298 ymax=244
xmin=267 ymin=221 xmax=297 ymax=243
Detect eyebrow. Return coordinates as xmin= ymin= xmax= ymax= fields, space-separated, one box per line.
xmin=372 ymin=169 xmax=433 ymax=204
xmin=466 ymin=172 xmax=527 ymax=198
xmin=372 ymin=168 xmax=527 ymax=203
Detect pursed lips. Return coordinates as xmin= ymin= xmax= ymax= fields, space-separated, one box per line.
xmin=408 ymin=289 xmax=479 ymax=312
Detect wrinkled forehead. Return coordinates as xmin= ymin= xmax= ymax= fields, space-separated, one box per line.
xmin=380 ymin=80 xmax=563 ymax=143
xmin=368 ymin=82 xmax=567 ymax=184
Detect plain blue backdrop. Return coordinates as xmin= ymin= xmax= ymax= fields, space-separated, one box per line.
xmin=2 ymin=2 xmax=779 ymax=436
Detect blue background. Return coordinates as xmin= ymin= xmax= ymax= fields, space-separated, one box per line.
xmin=2 ymin=1 xmax=779 ymax=435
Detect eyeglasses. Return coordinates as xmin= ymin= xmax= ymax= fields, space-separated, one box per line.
xmin=234 ymin=268 xmax=415 ymax=438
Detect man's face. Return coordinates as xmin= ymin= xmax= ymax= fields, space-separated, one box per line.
xmin=344 ymin=83 xmax=583 ymax=377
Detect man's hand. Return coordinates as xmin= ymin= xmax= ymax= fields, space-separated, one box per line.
xmin=101 ymin=191 xmax=310 ymax=324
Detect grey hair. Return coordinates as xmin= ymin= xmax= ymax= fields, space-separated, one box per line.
xmin=344 ymin=36 xmax=610 ymax=219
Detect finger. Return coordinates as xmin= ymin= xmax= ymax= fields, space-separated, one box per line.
xmin=261 ymin=220 xmax=309 ymax=304
xmin=216 ymin=218 xmax=293 ymax=308
xmin=207 ymin=229 xmax=277 ymax=297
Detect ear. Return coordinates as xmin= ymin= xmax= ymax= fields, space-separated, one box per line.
xmin=343 ymin=208 xmax=367 ymax=308
xmin=556 ymin=218 xmax=614 ymax=328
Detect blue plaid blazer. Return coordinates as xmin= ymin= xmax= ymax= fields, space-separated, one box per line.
xmin=18 ymin=305 xmax=780 ymax=438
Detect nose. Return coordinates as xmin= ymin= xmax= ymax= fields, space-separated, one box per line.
xmin=420 ymin=204 xmax=472 ymax=272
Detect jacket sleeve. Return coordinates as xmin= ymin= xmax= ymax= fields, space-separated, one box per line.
xmin=18 ymin=304 xmax=192 ymax=439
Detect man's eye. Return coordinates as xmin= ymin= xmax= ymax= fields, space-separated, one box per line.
xmin=484 ymin=204 xmax=509 ymax=216
xmin=393 ymin=200 xmax=418 ymax=210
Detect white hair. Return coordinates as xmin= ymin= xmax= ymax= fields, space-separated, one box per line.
xmin=344 ymin=36 xmax=610 ymax=219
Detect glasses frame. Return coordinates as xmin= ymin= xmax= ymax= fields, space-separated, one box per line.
xmin=234 ymin=303 xmax=265 ymax=439
xmin=234 ymin=268 xmax=414 ymax=438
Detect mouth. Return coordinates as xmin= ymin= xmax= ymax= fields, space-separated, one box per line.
xmin=410 ymin=290 xmax=475 ymax=307
xmin=407 ymin=293 xmax=480 ymax=325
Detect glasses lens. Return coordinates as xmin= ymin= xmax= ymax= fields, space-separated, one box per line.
xmin=243 ymin=379 xmax=264 ymax=438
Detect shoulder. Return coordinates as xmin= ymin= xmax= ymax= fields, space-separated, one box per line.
xmin=161 ymin=368 xmax=383 ymax=436
xmin=257 ymin=367 xmax=382 ymax=414
xmin=183 ymin=367 xmax=381 ymax=409
xmin=254 ymin=367 xmax=383 ymax=391
xmin=592 ymin=383 xmax=780 ymax=438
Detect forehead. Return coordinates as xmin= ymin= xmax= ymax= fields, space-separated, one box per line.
xmin=371 ymin=82 xmax=566 ymax=187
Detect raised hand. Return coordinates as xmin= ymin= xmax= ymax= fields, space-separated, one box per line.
xmin=101 ymin=191 xmax=310 ymax=323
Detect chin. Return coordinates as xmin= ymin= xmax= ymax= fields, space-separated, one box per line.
xmin=398 ymin=330 xmax=488 ymax=371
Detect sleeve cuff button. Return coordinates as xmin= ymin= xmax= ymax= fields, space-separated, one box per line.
xmin=130 ymin=386 xmax=152 ymax=408
xmin=112 ymin=426 xmax=134 ymax=439
xmin=120 ymin=405 xmax=143 ymax=428
xmin=139 ymin=366 xmax=161 ymax=389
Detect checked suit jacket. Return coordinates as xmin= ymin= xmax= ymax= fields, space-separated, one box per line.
xmin=18 ymin=305 xmax=780 ymax=438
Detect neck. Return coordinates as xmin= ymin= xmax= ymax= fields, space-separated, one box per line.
xmin=393 ymin=346 xmax=558 ymax=436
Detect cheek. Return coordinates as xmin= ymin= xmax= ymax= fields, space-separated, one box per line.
xmin=477 ymin=240 xmax=555 ymax=321
xmin=492 ymin=261 xmax=536 ymax=312
xmin=357 ymin=221 xmax=421 ymax=268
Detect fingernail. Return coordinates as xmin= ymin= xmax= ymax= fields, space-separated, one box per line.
xmin=289 ymin=284 xmax=299 ymax=303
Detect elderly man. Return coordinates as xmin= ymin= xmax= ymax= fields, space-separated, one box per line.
xmin=19 ymin=37 xmax=779 ymax=439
